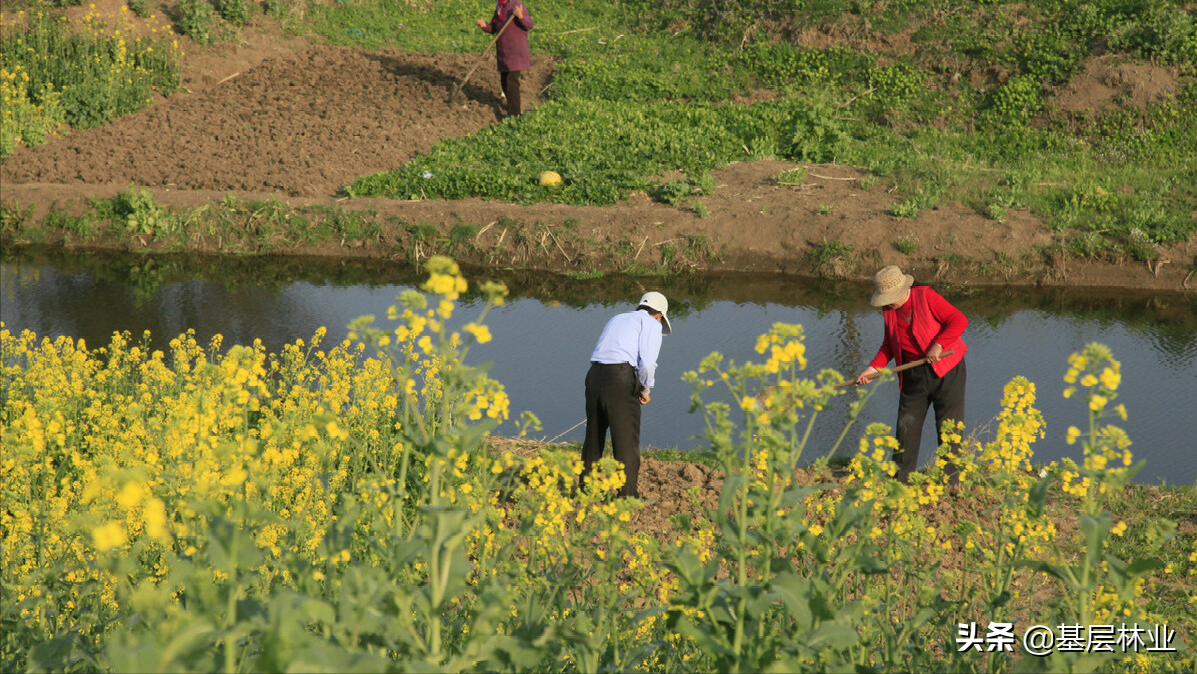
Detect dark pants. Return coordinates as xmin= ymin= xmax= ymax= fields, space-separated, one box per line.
xmin=500 ymin=70 xmax=522 ymax=116
xmin=581 ymin=362 xmax=641 ymax=498
xmin=894 ymin=359 xmax=966 ymax=481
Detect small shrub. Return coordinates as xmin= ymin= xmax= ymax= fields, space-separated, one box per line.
xmin=691 ymin=172 xmax=717 ymax=195
xmin=406 ymin=222 xmax=440 ymax=244
xmin=788 ymin=98 xmax=849 ymax=163
xmin=94 ymin=185 xmax=179 ymax=237
xmin=0 ymin=203 xmax=34 ymax=236
xmin=0 ymin=79 xmax=65 ymax=158
xmin=126 ymin=0 xmax=152 ymax=18
xmin=817 ymin=203 xmax=834 ymax=215
xmin=1122 ymin=227 xmax=1158 ymax=261
xmin=896 ymin=234 xmax=919 ymax=254
xmin=775 ymin=167 xmax=807 ymax=185
xmin=448 ymin=223 xmax=479 ymax=253
xmin=1067 ymin=231 xmax=1110 ymax=258
xmin=985 ymin=75 xmax=1044 ymax=127
xmin=322 ymin=208 xmax=379 ymax=242
xmin=691 ymin=200 xmax=710 ymax=218
xmin=810 ymin=238 xmax=852 ymax=267
xmin=809 ymin=238 xmax=857 ymax=277
xmin=659 ymin=242 xmax=677 ymax=267
xmin=650 ymin=180 xmax=691 ymax=206
xmin=868 ymin=62 xmax=926 ymax=109
xmin=178 ymin=0 xmax=215 ymax=45
xmin=215 ymin=0 xmax=251 ymax=27
xmin=889 ymin=198 xmax=922 ymax=219
xmin=683 ymin=233 xmax=718 ymax=261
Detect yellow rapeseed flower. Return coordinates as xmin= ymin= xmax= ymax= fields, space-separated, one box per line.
xmin=92 ymin=521 xmax=126 ymax=551
xmin=464 ymin=323 xmax=492 ymax=344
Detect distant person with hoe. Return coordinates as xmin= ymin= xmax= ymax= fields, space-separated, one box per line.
xmin=581 ymin=292 xmax=673 ymax=500
xmin=855 ymin=266 xmax=968 ymax=482
xmin=475 ymin=0 xmax=534 ymax=117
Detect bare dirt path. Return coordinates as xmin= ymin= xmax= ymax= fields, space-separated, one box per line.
xmin=1 ymin=4 xmax=1193 ymax=291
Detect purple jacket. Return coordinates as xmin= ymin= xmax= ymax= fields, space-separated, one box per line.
xmin=482 ymin=0 xmax=533 ymax=73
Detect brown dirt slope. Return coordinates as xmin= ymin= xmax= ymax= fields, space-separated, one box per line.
xmin=0 ymin=43 xmax=552 ymax=197
xmin=1 ymin=3 xmax=1194 ymax=291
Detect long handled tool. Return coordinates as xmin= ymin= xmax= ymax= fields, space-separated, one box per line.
xmin=833 ymin=350 xmax=955 ymax=389
xmin=449 ymin=14 xmax=516 ymax=105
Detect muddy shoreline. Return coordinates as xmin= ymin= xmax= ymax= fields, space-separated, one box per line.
xmin=3 ymin=179 xmax=1195 ymax=294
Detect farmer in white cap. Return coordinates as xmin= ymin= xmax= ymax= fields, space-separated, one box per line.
xmin=855 ymin=266 xmax=968 ymax=482
xmin=580 ymin=291 xmax=672 ymax=499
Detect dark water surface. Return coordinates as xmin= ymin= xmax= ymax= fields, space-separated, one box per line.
xmin=3 ymin=252 xmax=1194 ymax=485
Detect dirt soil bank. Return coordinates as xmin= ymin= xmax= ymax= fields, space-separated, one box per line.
xmin=1 ymin=7 xmax=1194 ymax=292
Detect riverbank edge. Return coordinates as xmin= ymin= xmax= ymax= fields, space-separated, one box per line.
xmin=2 ymin=183 xmax=1196 ymax=293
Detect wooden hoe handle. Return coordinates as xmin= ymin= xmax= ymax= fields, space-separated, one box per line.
xmin=454 ymin=15 xmax=517 ymax=96
xmin=833 ymin=350 xmax=955 ymax=389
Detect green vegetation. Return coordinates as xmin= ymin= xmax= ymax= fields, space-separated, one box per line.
xmin=896 ymin=234 xmax=920 ymax=255
xmin=1 ymin=191 xmax=727 ymax=275
xmin=177 ymin=0 xmax=217 ymax=45
xmin=349 ymin=97 xmax=825 ymax=205
xmin=809 ymin=237 xmax=855 ymax=277
xmin=1 ymin=0 xmax=1194 ymax=264
xmin=322 ymin=0 xmax=1196 ymax=260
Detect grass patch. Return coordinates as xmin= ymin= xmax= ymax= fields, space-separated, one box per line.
xmin=350 ymin=96 xmax=851 ymax=205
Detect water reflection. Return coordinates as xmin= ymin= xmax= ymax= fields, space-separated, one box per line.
xmin=3 ymin=251 xmax=1195 ymax=485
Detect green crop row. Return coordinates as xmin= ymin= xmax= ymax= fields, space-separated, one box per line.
xmin=348 ymin=96 xmax=840 ymax=204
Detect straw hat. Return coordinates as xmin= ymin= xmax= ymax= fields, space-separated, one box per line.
xmin=638 ymin=291 xmax=672 ymax=335
xmin=870 ymin=265 xmax=914 ymax=307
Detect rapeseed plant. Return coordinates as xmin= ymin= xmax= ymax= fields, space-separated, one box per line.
xmin=1 ymin=265 xmax=1191 ymax=672
xmin=0 ymin=5 xmax=180 ymax=157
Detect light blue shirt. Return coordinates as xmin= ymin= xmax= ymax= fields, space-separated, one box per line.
xmin=589 ymin=310 xmax=663 ymax=391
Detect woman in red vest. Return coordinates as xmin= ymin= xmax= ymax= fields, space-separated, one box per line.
xmin=475 ymin=0 xmax=534 ymax=117
xmin=855 ymin=265 xmax=968 ymax=482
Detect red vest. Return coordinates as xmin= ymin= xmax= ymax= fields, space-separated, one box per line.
xmin=881 ymin=286 xmax=967 ymax=387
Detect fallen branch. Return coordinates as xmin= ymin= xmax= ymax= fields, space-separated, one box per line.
xmin=546 ymin=419 xmax=587 ymax=444
xmin=837 ymin=87 xmax=874 ymax=109
xmin=476 ymin=220 xmax=496 ymax=241
xmin=808 ymin=173 xmax=857 ymax=181
xmin=547 ymin=227 xmax=572 ymax=264
xmin=215 ymin=71 xmax=241 ymax=86
xmin=634 ymin=235 xmax=649 ymax=260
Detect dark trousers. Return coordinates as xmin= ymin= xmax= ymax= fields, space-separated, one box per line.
xmin=894 ymin=359 xmax=966 ymax=481
xmin=581 ymin=362 xmax=641 ymax=498
xmin=500 ymin=70 xmax=522 ymax=116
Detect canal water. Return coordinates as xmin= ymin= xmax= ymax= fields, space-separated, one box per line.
xmin=3 ymin=252 xmax=1194 ymax=485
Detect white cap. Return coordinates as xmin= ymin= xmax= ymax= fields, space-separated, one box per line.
xmin=638 ymin=291 xmax=672 ymax=335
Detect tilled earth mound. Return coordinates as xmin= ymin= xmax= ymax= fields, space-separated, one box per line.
xmin=0 ymin=46 xmax=551 ymax=197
